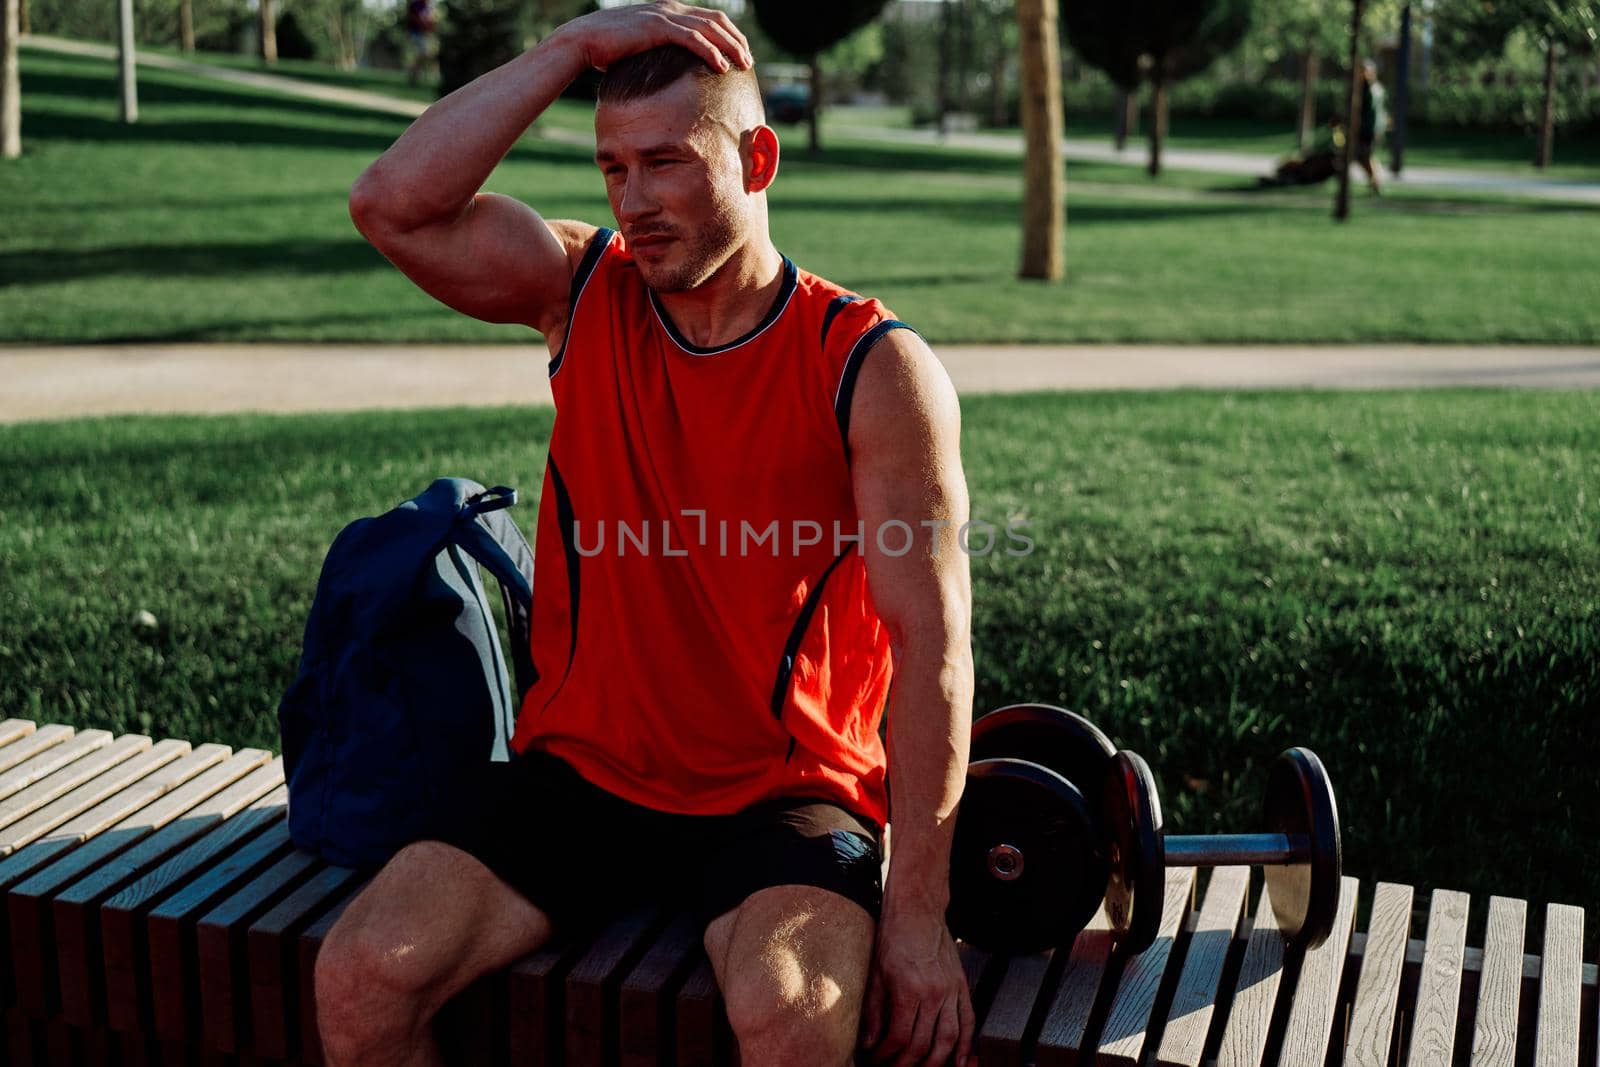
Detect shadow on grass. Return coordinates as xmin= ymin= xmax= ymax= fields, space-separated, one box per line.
xmin=0 ymin=238 xmax=388 ymax=285
xmin=98 ymin=308 xmax=457 ymax=343
xmin=22 ymin=65 xmax=407 ymax=127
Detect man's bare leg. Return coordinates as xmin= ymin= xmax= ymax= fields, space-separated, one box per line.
xmin=315 ymin=840 xmax=556 ymax=1067
xmin=703 ymin=884 xmax=875 ymax=1067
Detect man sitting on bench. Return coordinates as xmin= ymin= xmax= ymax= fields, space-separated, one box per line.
xmin=320 ymin=3 xmax=977 ymax=1066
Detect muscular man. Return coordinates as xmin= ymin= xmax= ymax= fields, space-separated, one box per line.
xmin=319 ymin=4 xmax=975 ymax=1065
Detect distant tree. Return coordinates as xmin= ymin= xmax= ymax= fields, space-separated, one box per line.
xmin=260 ymin=0 xmax=278 ymax=62
xmin=1435 ymin=0 xmax=1597 ymax=167
xmin=1253 ymin=0 xmax=1346 ymax=148
xmin=1062 ymin=0 xmax=1254 ymax=176
xmin=438 ymin=0 xmax=525 ymax=96
xmin=2 ymin=0 xmax=18 ymax=160
xmin=750 ymin=0 xmax=891 ymax=153
xmin=1017 ymin=0 xmax=1063 ymax=280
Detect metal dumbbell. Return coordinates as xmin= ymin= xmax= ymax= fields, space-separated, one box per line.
xmin=1102 ymin=747 xmax=1342 ymax=954
xmin=946 ymin=704 xmax=1117 ymax=954
xmin=946 ymin=704 xmax=1343 ymax=957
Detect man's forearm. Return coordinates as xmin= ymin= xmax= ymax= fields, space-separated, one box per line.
xmin=352 ymin=32 xmax=586 ymax=230
xmin=882 ymin=637 xmax=974 ymax=916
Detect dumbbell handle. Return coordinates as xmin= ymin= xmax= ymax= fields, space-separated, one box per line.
xmin=1163 ymin=833 xmax=1312 ymax=868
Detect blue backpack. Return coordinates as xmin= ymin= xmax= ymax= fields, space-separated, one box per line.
xmin=278 ymin=478 xmax=537 ymax=868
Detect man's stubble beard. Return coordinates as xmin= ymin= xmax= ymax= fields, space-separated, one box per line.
xmin=640 ymin=196 xmax=744 ymax=295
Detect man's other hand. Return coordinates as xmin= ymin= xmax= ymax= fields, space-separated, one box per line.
xmin=860 ymin=904 xmax=976 ymax=1067
xmin=550 ymin=1 xmax=753 ymax=75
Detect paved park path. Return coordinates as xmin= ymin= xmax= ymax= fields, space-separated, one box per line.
xmin=4 ymin=344 xmax=1598 ymax=422
xmin=23 ymin=36 xmax=1600 ymax=205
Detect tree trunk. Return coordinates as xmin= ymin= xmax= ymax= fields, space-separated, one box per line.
xmin=989 ymin=48 xmax=1008 ymax=128
xmin=1115 ymin=89 xmax=1137 ymax=151
xmin=1147 ymin=77 xmax=1167 ymax=177
xmin=807 ymin=52 xmax=822 ymax=155
xmin=260 ymin=0 xmax=278 ymax=64
xmin=937 ymin=0 xmax=953 ymax=133
xmin=2 ymin=0 xmax=19 ymax=160
xmin=1536 ymin=38 xmax=1556 ymax=169
xmin=1390 ymin=4 xmax=1411 ymax=174
xmin=1298 ymin=49 xmax=1319 ymax=150
xmin=1016 ymin=0 xmax=1064 ymax=281
xmin=179 ymin=0 xmax=195 ymax=52
xmin=118 ymin=0 xmax=138 ymax=123
xmin=1334 ymin=0 xmax=1366 ymax=221
xmin=955 ymin=0 xmax=972 ymax=114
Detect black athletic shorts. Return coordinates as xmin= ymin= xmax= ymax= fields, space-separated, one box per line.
xmin=432 ymin=748 xmax=884 ymax=936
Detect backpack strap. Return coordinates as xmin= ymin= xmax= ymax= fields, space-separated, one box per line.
xmin=452 ymin=487 xmax=538 ymax=699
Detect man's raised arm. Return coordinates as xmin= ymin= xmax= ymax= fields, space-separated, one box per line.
xmin=347 ymin=2 xmax=751 ymax=338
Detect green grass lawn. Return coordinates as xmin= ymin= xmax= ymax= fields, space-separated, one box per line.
xmin=2 ymin=390 xmax=1596 ymax=948
xmin=4 ymin=48 xmax=1599 ymax=345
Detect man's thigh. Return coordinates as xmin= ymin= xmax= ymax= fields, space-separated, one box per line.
xmin=323 ymin=840 xmax=554 ymax=1015
xmin=703 ymin=884 xmax=876 ymax=1041
xmin=695 ymin=799 xmax=883 ymax=1038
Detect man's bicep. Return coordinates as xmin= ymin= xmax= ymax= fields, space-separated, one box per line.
xmin=848 ymin=329 xmax=972 ymax=643
xmin=359 ymin=193 xmax=591 ymax=331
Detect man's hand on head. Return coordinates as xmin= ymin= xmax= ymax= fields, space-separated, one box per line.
xmin=549 ymin=1 xmax=753 ymax=75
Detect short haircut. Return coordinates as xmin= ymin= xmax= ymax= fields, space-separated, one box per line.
xmin=596 ymin=45 xmax=764 ymax=130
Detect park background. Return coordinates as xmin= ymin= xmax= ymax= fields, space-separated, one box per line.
xmin=1 ymin=0 xmax=1598 ymax=957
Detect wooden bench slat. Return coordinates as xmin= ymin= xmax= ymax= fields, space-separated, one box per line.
xmin=1097 ymin=866 xmax=1198 ymax=1065
xmin=245 ymin=862 xmax=360 ymax=1060
xmin=0 ymin=744 xmax=222 ymax=895
xmin=509 ymin=931 xmax=600 ymax=1067
xmin=1033 ymin=903 xmax=1114 ymax=1066
xmin=1469 ymin=895 xmax=1527 ymax=1067
xmin=0 ymin=734 xmax=147 ymax=833
xmin=675 ymin=954 xmax=729 ymax=1067
xmin=1406 ymin=888 xmax=1471 ymax=1067
xmin=0 ymin=720 xmax=39 ymax=750
xmin=567 ymin=905 xmax=669 ymax=1067
xmin=53 ymin=754 xmax=280 ymax=1029
xmin=0 ymin=740 xmax=191 ymax=860
xmin=978 ymin=947 xmax=1055 ymax=1067
xmin=1215 ymin=876 xmax=1289 ymax=1067
xmin=620 ymin=912 xmax=705 ymax=1067
xmin=1345 ymin=881 xmax=1414 ymax=1067
xmin=0 ymin=724 xmax=74 ymax=777
xmin=5 ymin=744 xmax=236 ymax=1017
xmin=196 ymin=847 xmax=322 ymax=1053
xmin=0 ymin=730 xmax=112 ymax=805
xmin=147 ymin=819 xmax=296 ymax=1043
xmin=1155 ymin=865 xmax=1250 ymax=1067
xmin=1534 ymin=902 xmax=1584 ymax=1067
xmin=295 ymin=876 xmax=370 ymax=1067
xmin=100 ymin=783 xmax=289 ymax=1035
xmin=1276 ymin=874 xmax=1358 ymax=1066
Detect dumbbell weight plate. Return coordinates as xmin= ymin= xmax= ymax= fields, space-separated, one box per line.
xmin=969 ymin=704 xmax=1118 ymax=813
xmin=1262 ymin=747 xmax=1342 ymax=949
xmin=948 ymin=758 xmax=1107 ymax=954
xmin=1102 ymin=750 xmax=1165 ymax=955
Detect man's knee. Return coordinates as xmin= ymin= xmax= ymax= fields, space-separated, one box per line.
xmin=723 ymin=971 xmax=862 ymax=1067
xmin=315 ymin=840 xmax=544 ymax=1063
xmin=714 ymin=886 xmax=874 ymax=1067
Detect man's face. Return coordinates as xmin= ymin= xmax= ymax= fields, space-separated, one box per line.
xmin=595 ymin=77 xmax=748 ymax=293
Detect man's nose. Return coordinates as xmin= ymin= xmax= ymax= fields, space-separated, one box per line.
xmin=617 ymin=173 xmax=658 ymax=222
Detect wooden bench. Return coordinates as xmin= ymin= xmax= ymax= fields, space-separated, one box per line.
xmin=0 ymin=718 xmax=1594 ymax=1066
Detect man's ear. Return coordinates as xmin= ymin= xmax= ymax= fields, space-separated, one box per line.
xmin=741 ymin=125 xmax=780 ymax=193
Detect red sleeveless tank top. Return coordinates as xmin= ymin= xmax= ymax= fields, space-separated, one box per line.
xmin=509 ymin=228 xmax=914 ymax=831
